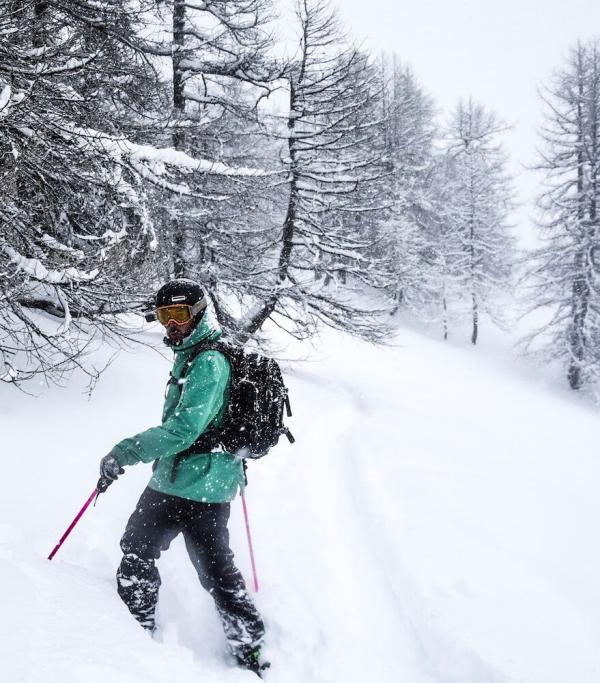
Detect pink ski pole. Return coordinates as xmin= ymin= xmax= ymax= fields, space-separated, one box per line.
xmin=241 ymin=490 xmax=260 ymax=592
xmin=47 ymin=487 xmax=98 ymax=560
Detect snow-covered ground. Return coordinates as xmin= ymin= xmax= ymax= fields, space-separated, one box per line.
xmin=1 ymin=322 xmax=599 ymax=683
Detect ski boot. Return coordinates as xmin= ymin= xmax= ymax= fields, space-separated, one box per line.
xmin=235 ymin=647 xmax=271 ymax=678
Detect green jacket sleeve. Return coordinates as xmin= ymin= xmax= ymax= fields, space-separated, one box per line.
xmin=111 ymin=351 xmax=229 ymax=467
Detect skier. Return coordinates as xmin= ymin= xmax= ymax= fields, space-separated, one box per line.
xmin=98 ymin=279 xmax=269 ymax=677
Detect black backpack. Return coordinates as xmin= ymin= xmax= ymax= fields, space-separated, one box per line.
xmin=168 ymin=340 xmax=294 ymax=481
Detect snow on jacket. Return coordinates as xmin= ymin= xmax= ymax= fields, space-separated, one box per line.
xmin=110 ymin=315 xmax=245 ymax=503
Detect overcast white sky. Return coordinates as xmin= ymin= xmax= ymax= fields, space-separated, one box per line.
xmin=329 ymin=0 xmax=600 ymax=239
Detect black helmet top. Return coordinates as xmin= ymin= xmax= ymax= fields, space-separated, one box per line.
xmin=155 ymin=279 xmax=205 ymax=309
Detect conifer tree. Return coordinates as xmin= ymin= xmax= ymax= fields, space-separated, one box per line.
xmin=526 ymin=40 xmax=600 ymax=389
xmin=441 ymin=99 xmax=515 ymax=344
xmin=240 ymin=0 xmax=391 ymax=341
xmin=376 ymin=57 xmax=438 ymax=318
xmin=141 ymin=0 xmax=282 ymax=292
xmin=0 ymin=0 xmax=161 ymax=384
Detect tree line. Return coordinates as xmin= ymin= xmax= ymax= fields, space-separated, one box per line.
xmin=0 ymin=0 xmax=596 ymax=392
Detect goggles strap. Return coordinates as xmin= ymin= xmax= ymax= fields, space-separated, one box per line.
xmin=190 ymin=297 xmax=207 ymax=318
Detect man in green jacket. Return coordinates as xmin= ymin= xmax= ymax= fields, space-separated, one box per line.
xmin=99 ymin=279 xmax=267 ymax=677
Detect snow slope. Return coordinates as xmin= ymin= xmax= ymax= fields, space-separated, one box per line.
xmin=1 ymin=324 xmax=599 ymax=683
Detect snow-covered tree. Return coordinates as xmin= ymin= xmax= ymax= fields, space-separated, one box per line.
xmin=525 ymin=40 xmax=600 ymax=389
xmin=239 ymin=0 xmax=391 ymax=342
xmin=140 ymin=0 xmax=283 ymax=294
xmin=0 ymin=0 xmax=163 ymax=384
xmin=375 ymin=57 xmax=438 ymax=317
xmin=391 ymin=153 xmax=468 ymax=340
xmin=0 ymin=0 xmax=270 ymax=383
xmin=440 ymin=99 xmax=515 ymax=344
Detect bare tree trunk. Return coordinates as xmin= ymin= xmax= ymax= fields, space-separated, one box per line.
xmin=471 ymin=290 xmax=478 ymax=345
xmin=443 ymin=289 xmax=448 ymax=341
xmin=469 ymin=155 xmax=478 ymax=346
xmin=568 ymin=61 xmax=588 ymax=389
xmin=32 ymin=0 xmax=47 ymax=48
xmin=243 ymin=75 xmax=300 ymax=336
xmin=171 ymin=0 xmax=186 ymax=278
xmin=278 ymin=82 xmax=299 ymax=283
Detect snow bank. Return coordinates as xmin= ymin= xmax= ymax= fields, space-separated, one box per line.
xmin=1 ymin=324 xmax=599 ymax=682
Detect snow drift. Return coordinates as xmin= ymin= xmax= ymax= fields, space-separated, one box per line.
xmin=1 ymin=324 xmax=599 ymax=682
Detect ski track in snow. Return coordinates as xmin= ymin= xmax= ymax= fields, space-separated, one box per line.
xmin=292 ymin=359 xmax=507 ymax=683
xmin=1 ymin=325 xmax=600 ymax=682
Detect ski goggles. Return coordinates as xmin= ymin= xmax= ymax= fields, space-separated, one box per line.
xmin=156 ymin=300 xmax=206 ymax=326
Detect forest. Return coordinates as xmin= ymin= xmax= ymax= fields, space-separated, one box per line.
xmin=1 ymin=0 xmax=600 ymax=392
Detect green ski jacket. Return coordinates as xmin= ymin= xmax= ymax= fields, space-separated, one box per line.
xmin=111 ymin=316 xmax=245 ymax=503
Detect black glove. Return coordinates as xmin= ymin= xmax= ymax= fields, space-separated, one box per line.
xmin=97 ymin=454 xmax=124 ymax=493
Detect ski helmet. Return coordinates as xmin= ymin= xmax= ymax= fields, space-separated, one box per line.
xmin=156 ymin=279 xmax=204 ymax=307
xmin=155 ymin=279 xmax=207 ymax=324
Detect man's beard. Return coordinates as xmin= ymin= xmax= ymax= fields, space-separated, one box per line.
xmin=166 ymin=323 xmax=194 ymax=345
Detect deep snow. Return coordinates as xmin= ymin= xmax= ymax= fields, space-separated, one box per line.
xmin=1 ymin=323 xmax=599 ymax=683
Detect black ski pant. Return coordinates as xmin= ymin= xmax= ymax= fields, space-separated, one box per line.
xmin=116 ymin=487 xmax=264 ymax=656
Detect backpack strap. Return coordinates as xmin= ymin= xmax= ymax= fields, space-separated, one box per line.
xmin=167 ymin=341 xmax=213 ymax=385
